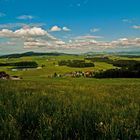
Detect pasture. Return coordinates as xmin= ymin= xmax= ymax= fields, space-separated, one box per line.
xmin=0 ymin=54 xmax=140 ymax=139
xmin=0 ymin=55 xmax=124 ymax=79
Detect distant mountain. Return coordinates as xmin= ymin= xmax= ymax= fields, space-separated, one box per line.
xmin=0 ymin=51 xmax=76 ymax=58
xmin=113 ymin=51 xmax=140 ymax=55
xmin=84 ymin=51 xmax=140 ymax=56
xmin=0 ymin=51 xmax=140 ymax=59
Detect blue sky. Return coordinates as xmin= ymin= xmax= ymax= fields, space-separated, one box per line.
xmin=0 ymin=0 xmax=140 ymax=54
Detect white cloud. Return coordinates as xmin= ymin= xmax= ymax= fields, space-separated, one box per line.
xmin=0 ymin=27 xmax=53 ymax=38
xmin=55 ymin=40 xmax=66 ymax=45
xmin=50 ymin=26 xmax=71 ymax=32
xmin=50 ymin=26 xmax=61 ymax=32
xmin=0 ymin=26 xmax=140 ymax=52
xmin=14 ymin=27 xmax=47 ymax=37
xmin=0 ymin=27 xmax=61 ymax=49
xmin=63 ymin=37 xmax=140 ymax=50
xmin=112 ymin=38 xmax=140 ymax=47
xmin=62 ymin=27 xmax=71 ymax=31
xmin=75 ymin=35 xmax=102 ymax=39
xmin=24 ymin=39 xmax=50 ymax=49
xmin=17 ymin=15 xmax=34 ymax=20
xmin=0 ymin=23 xmax=46 ymax=29
xmin=0 ymin=29 xmax=14 ymax=38
xmin=132 ymin=25 xmax=140 ymax=29
xmin=24 ymin=38 xmax=66 ymax=49
xmin=90 ymin=28 xmax=100 ymax=33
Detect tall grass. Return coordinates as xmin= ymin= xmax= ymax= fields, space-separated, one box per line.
xmin=0 ymin=78 xmax=140 ymax=140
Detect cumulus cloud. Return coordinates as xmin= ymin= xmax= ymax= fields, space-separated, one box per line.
xmin=14 ymin=27 xmax=47 ymax=37
xmin=50 ymin=26 xmax=61 ymax=32
xmin=0 ymin=26 xmax=140 ymax=52
xmin=0 ymin=29 xmax=13 ymax=38
xmin=0 ymin=27 xmax=62 ymax=49
xmin=50 ymin=26 xmax=71 ymax=32
xmin=0 ymin=27 xmax=54 ymax=38
xmin=17 ymin=15 xmax=34 ymax=20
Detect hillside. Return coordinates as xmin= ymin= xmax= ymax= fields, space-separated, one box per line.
xmin=0 ymin=51 xmax=75 ymax=59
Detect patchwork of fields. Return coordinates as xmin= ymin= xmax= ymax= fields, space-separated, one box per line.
xmin=0 ymin=55 xmax=128 ymax=79
xmin=0 ymin=54 xmax=140 ymax=139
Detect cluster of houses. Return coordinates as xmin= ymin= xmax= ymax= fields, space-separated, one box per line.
xmin=53 ymin=71 xmax=95 ymax=78
xmin=0 ymin=71 xmax=22 ymax=80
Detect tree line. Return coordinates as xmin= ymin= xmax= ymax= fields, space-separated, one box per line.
xmin=58 ymin=60 xmax=95 ymax=68
xmin=0 ymin=61 xmax=38 ymax=68
xmin=94 ymin=62 xmax=140 ymax=78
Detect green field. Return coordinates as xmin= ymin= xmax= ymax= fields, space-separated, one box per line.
xmin=0 ymin=55 xmax=140 ymax=139
xmin=0 ymin=55 xmax=126 ymax=79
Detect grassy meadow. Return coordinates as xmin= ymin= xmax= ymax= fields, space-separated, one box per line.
xmin=0 ymin=55 xmax=118 ymax=79
xmin=0 ymin=54 xmax=140 ymax=139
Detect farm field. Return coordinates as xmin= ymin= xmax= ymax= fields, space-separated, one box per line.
xmin=0 ymin=54 xmax=140 ymax=140
xmin=1 ymin=54 xmax=140 ymax=79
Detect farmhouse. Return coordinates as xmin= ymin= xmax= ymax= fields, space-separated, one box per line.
xmin=64 ymin=72 xmax=74 ymax=77
xmin=84 ymin=71 xmax=94 ymax=78
xmin=63 ymin=71 xmax=94 ymax=78
xmin=64 ymin=71 xmax=84 ymax=78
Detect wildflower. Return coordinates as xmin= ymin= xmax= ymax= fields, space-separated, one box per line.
xmin=99 ymin=122 xmax=103 ymax=126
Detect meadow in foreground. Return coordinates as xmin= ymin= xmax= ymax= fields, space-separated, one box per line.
xmin=0 ymin=78 xmax=140 ymax=140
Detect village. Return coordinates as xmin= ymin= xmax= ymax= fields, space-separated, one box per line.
xmin=53 ymin=71 xmax=95 ymax=78
xmin=0 ymin=70 xmax=96 ymax=80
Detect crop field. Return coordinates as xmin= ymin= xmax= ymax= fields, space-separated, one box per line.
xmin=0 ymin=55 xmax=140 ymax=140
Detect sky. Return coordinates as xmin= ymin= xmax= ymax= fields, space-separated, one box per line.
xmin=0 ymin=0 xmax=140 ymax=54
